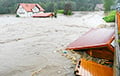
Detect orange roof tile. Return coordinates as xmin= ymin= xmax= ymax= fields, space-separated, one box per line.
xmin=19 ymin=3 xmax=45 ymax=12
xmin=33 ymin=13 xmax=53 ymax=17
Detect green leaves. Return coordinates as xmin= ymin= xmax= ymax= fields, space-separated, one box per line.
xmin=57 ymin=10 xmax=64 ymax=14
xmin=103 ymin=11 xmax=116 ymax=22
xmin=0 ymin=0 xmax=104 ymax=14
xmin=103 ymin=0 xmax=115 ymax=12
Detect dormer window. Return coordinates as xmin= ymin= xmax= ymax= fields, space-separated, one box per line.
xmin=32 ymin=6 xmax=39 ymax=13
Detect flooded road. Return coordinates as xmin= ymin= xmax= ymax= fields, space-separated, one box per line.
xmin=0 ymin=11 xmax=105 ymax=76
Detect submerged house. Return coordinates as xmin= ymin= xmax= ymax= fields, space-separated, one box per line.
xmin=95 ymin=4 xmax=104 ymax=11
xmin=16 ymin=3 xmax=45 ymax=17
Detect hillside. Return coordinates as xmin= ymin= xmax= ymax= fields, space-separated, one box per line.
xmin=0 ymin=0 xmax=103 ymax=14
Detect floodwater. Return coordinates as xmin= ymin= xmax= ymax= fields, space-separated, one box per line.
xmin=0 ymin=11 xmax=106 ymax=76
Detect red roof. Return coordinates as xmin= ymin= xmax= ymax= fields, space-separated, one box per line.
xmin=19 ymin=3 xmax=45 ymax=12
xmin=32 ymin=13 xmax=53 ymax=17
xmin=66 ymin=28 xmax=115 ymax=50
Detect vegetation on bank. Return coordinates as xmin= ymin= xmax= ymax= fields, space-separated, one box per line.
xmin=103 ymin=0 xmax=115 ymax=12
xmin=57 ymin=10 xmax=64 ymax=14
xmin=103 ymin=10 xmax=116 ymax=22
xmin=0 ymin=0 xmax=103 ymax=14
xmin=0 ymin=0 xmax=119 ymax=14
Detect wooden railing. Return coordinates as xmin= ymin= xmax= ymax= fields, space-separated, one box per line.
xmin=114 ymin=11 xmax=120 ymax=76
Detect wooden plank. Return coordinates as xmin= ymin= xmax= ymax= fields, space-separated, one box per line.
xmin=75 ymin=59 xmax=113 ymax=76
xmin=114 ymin=11 xmax=120 ymax=76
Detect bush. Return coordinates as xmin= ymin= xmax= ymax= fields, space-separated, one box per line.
xmin=57 ymin=10 xmax=64 ymax=14
xmin=103 ymin=10 xmax=116 ymax=22
xmin=16 ymin=14 xmax=20 ymax=17
xmin=67 ymin=10 xmax=72 ymax=15
xmin=54 ymin=10 xmax=57 ymax=18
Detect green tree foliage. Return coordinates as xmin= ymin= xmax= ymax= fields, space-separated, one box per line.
xmin=0 ymin=0 xmax=103 ymax=14
xmin=64 ymin=2 xmax=72 ymax=15
xmin=103 ymin=0 xmax=115 ymax=12
xmin=103 ymin=10 xmax=116 ymax=22
xmin=117 ymin=0 xmax=120 ymax=3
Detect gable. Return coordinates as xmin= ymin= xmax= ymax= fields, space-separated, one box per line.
xmin=18 ymin=3 xmax=45 ymax=12
xmin=17 ymin=5 xmax=27 ymax=14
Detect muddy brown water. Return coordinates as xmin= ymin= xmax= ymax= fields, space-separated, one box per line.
xmin=0 ymin=11 xmax=106 ymax=76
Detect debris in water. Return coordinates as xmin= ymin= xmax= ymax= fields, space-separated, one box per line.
xmin=32 ymin=69 xmax=41 ymax=76
xmin=62 ymin=50 xmax=68 ymax=54
xmin=57 ymin=70 xmax=61 ymax=74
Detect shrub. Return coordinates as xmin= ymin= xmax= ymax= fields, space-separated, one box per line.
xmin=103 ymin=10 xmax=116 ymax=22
xmin=16 ymin=14 xmax=20 ymax=17
xmin=57 ymin=10 xmax=64 ymax=14
xmin=67 ymin=10 xmax=72 ymax=15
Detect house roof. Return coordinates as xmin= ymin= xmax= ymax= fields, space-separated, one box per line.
xmin=19 ymin=3 xmax=45 ymax=12
xmin=66 ymin=28 xmax=115 ymax=50
xmin=95 ymin=4 xmax=104 ymax=9
xmin=32 ymin=13 xmax=53 ymax=17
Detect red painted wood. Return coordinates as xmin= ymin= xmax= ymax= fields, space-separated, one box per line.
xmin=75 ymin=59 xmax=113 ymax=76
xmin=86 ymin=48 xmax=114 ymax=60
xmin=66 ymin=28 xmax=115 ymax=51
xmin=32 ymin=13 xmax=53 ymax=17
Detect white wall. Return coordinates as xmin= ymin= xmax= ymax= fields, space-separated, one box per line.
xmin=17 ymin=6 xmax=28 ymax=17
xmin=27 ymin=12 xmax=34 ymax=17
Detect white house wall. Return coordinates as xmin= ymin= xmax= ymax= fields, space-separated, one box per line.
xmin=17 ymin=6 xmax=28 ymax=17
xmin=27 ymin=12 xmax=34 ymax=17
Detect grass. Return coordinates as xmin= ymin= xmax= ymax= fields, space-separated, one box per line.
xmin=57 ymin=10 xmax=64 ymax=14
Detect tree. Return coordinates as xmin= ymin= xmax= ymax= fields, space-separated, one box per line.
xmin=103 ymin=0 xmax=115 ymax=12
xmin=117 ymin=0 xmax=120 ymax=3
xmin=64 ymin=2 xmax=72 ymax=15
xmin=0 ymin=0 xmax=103 ymax=14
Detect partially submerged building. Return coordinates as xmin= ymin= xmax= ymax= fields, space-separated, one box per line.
xmin=66 ymin=28 xmax=115 ymax=76
xmin=95 ymin=4 xmax=104 ymax=11
xmin=16 ymin=3 xmax=45 ymax=17
xmin=74 ymin=59 xmax=113 ymax=76
xmin=66 ymin=28 xmax=115 ymax=60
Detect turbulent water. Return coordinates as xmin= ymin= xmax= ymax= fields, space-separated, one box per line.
xmin=0 ymin=11 xmax=105 ymax=76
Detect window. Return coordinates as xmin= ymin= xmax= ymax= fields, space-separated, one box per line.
xmin=32 ymin=6 xmax=39 ymax=13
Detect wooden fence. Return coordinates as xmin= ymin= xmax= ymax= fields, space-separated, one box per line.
xmin=114 ymin=11 xmax=120 ymax=76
